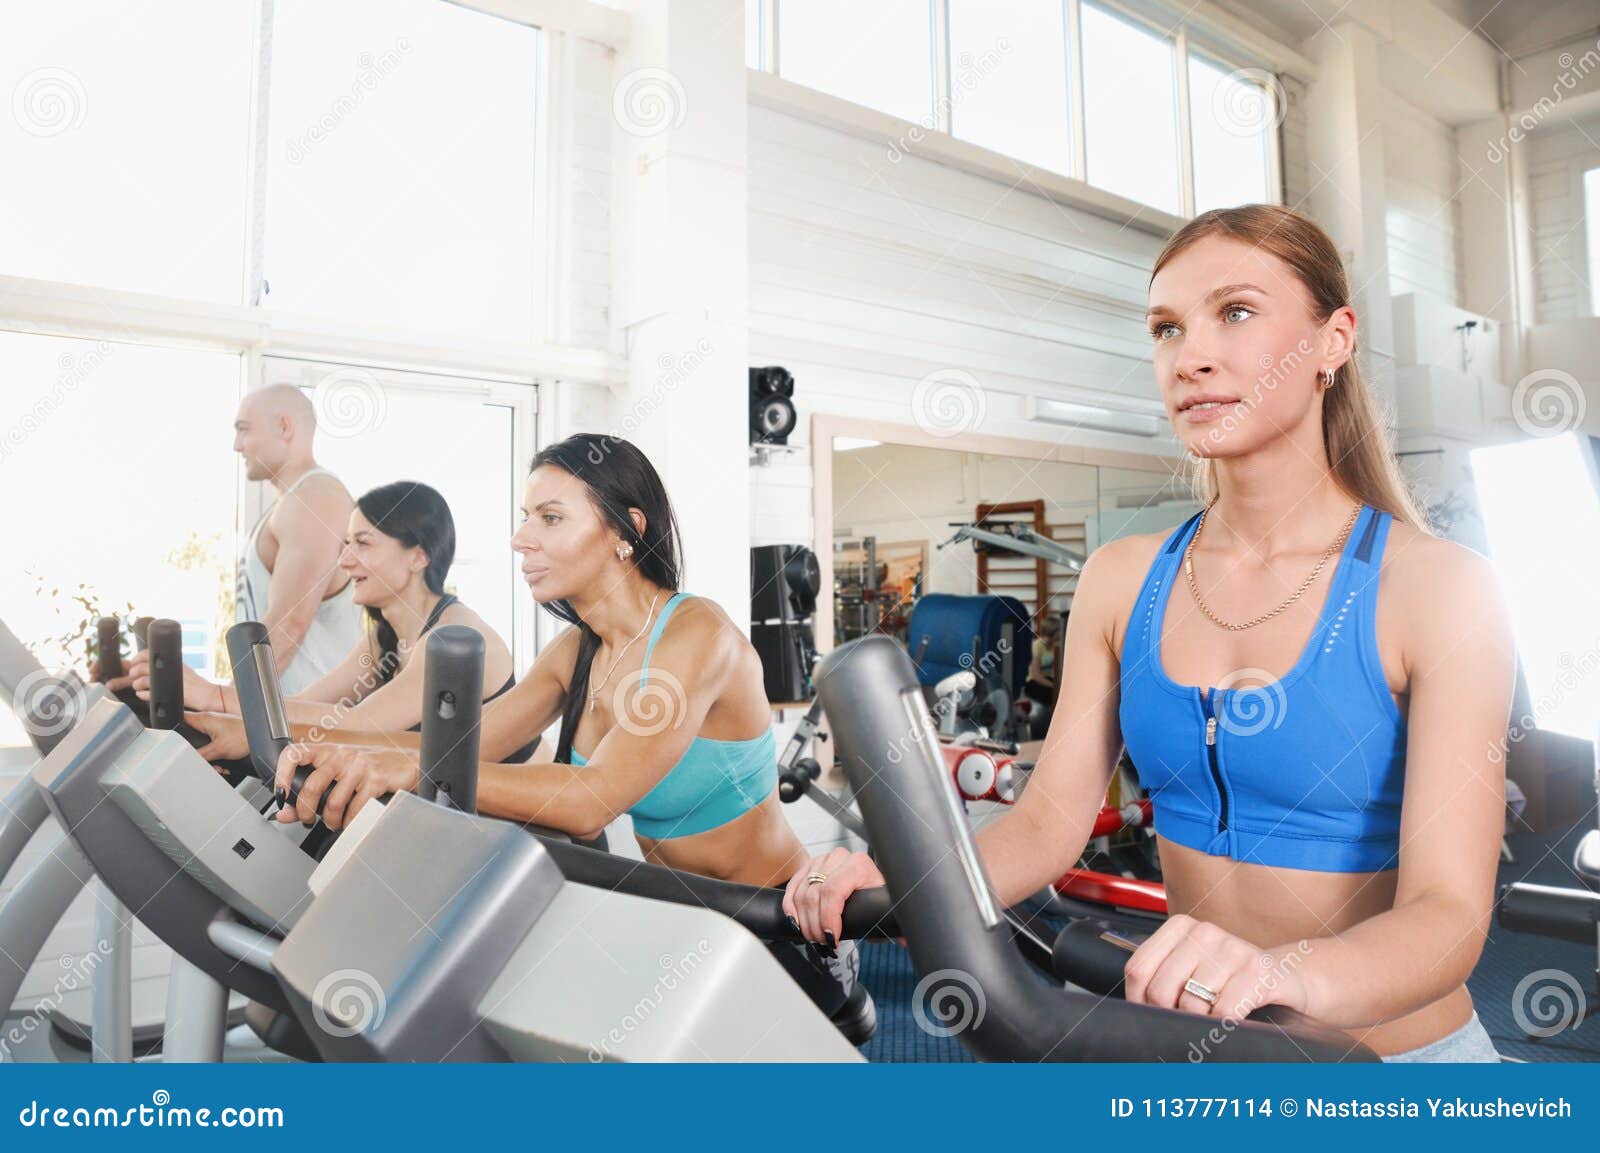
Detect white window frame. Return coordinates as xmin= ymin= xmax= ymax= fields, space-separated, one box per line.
xmin=0 ymin=0 xmax=625 ymax=669
xmin=757 ymin=0 xmax=1287 ymax=224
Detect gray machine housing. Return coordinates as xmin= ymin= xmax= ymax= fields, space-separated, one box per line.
xmin=31 ymin=698 xmax=295 ymax=1009
xmin=273 ymin=793 xmax=864 ymax=1063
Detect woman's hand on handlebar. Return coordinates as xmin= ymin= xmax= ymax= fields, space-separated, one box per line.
xmin=1122 ymin=912 xmax=1311 ymax=1021
xmin=274 ymin=743 xmax=420 ymax=830
xmin=123 ymin=651 xmax=225 ymax=710
xmin=183 ymin=711 xmax=250 ymax=763
xmin=781 ymin=847 xmax=885 ymax=946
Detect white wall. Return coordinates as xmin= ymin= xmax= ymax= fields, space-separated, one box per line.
xmin=1526 ymin=109 xmax=1600 ymax=326
xmin=746 ymin=101 xmax=1184 ymax=553
xmin=1383 ymin=92 xmax=1462 ymax=308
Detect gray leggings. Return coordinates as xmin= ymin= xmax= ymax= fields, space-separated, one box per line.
xmin=1381 ymin=1011 xmax=1501 ymax=1062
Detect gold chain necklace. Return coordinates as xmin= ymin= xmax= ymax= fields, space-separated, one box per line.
xmin=588 ymin=591 xmax=662 ymax=712
xmin=1184 ymin=502 xmax=1362 ymax=631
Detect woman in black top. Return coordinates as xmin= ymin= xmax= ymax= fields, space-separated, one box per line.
xmin=127 ymin=481 xmax=530 ymax=755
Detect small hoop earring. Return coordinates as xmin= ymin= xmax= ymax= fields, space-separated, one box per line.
xmin=1322 ymin=368 xmax=1335 ymax=391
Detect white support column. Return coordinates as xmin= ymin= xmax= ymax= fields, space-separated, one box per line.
xmin=1302 ymin=22 xmax=1395 ymax=416
xmin=1456 ymin=111 xmax=1533 ymax=389
xmin=611 ymin=0 xmax=751 ymax=624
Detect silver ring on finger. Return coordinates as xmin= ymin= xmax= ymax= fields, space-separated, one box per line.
xmin=806 ymin=871 xmax=828 ymax=886
xmin=1183 ymin=978 xmax=1219 ymax=1006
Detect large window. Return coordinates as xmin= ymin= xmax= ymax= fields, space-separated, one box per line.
xmin=261 ymin=358 xmax=530 ymax=660
xmin=264 ymin=0 xmax=540 ymax=340
xmin=0 ymin=333 xmax=242 ymax=746
xmin=0 ymin=0 xmax=254 ymax=301
xmin=948 ymin=0 xmax=1070 ymax=175
xmin=1081 ymin=4 xmax=1180 ymax=215
xmin=1189 ymin=52 xmax=1276 ymax=215
xmin=778 ymin=0 xmax=935 ymax=127
xmin=752 ymin=0 xmax=1279 ymax=218
xmin=0 ymin=1 xmax=550 ymax=748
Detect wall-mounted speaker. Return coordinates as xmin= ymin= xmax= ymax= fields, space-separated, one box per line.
xmin=749 ymin=366 xmax=796 ymax=446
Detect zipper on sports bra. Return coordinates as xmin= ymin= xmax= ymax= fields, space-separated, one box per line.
xmin=1202 ymin=689 xmax=1229 ymax=832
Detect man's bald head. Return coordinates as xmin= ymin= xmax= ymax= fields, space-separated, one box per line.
xmin=234 ymin=385 xmax=317 ymax=482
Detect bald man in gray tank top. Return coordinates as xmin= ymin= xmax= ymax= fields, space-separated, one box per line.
xmin=233 ymin=385 xmax=363 ymax=695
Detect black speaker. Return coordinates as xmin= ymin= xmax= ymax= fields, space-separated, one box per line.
xmin=749 ymin=366 xmax=796 ymax=446
xmin=751 ymin=544 xmax=818 ymax=624
xmin=752 ymin=622 xmax=815 ymax=703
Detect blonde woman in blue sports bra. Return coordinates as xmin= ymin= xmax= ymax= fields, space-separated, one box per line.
xmin=788 ymin=205 xmax=1517 ymax=1062
xmin=273 ymin=434 xmax=874 ymax=1038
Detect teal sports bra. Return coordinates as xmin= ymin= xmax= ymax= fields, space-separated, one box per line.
xmin=569 ymin=593 xmax=778 ymax=840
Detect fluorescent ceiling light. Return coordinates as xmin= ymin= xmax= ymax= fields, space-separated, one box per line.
xmin=1027 ymin=396 xmax=1161 ymax=437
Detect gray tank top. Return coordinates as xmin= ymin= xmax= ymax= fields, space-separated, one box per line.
xmin=236 ymin=467 xmax=362 ymax=695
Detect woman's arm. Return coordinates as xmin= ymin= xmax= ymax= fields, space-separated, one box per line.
xmin=974 ymin=546 xmax=1133 ymax=905
xmin=473 ymin=608 xmax=739 ymax=837
xmin=272 ymin=608 xmax=735 ymax=835
xmin=785 ymin=542 xmax=1137 ymax=941
xmin=1274 ymin=543 xmax=1515 ymax=1029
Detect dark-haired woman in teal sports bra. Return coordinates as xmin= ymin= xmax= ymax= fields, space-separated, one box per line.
xmin=271 ymin=433 xmax=874 ymax=1041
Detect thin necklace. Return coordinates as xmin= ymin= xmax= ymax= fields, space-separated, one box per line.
xmin=588 ymin=591 xmax=662 ymax=712
xmin=1184 ymin=502 xmax=1362 ymax=631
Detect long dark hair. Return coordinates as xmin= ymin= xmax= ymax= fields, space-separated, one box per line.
xmin=354 ymin=481 xmax=456 ymax=680
xmin=527 ymin=434 xmax=684 ymax=763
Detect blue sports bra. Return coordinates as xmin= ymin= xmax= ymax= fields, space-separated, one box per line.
xmin=570 ymin=593 xmax=777 ymax=840
xmin=1118 ymin=504 xmax=1408 ymax=873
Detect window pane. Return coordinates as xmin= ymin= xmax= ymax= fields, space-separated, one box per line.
xmin=0 ymin=1 xmax=253 ymax=301
xmin=268 ymin=362 xmax=522 ymax=660
xmin=0 ymin=333 xmax=241 ymax=748
xmin=265 ymin=1 xmax=539 ymax=341
xmin=746 ymin=0 xmax=762 ymax=69
xmin=779 ymin=0 xmax=934 ymax=125
xmin=1189 ymin=54 xmax=1274 ymax=214
xmin=949 ymin=0 xmax=1069 ymax=173
xmin=1081 ymin=4 xmax=1180 ymax=215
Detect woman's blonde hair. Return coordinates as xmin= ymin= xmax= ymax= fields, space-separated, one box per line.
xmin=1150 ymin=204 xmax=1428 ymax=532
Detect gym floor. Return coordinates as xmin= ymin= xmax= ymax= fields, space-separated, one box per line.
xmin=856 ymin=819 xmax=1600 ymax=1063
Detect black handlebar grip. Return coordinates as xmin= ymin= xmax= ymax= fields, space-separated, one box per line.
xmin=225 ymin=621 xmax=292 ymax=789
xmin=132 ymin=617 xmax=154 ymax=652
xmin=778 ymin=757 xmax=818 ymax=803
xmin=96 ymin=617 xmax=124 ymax=681
xmin=417 ymin=626 xmax=485 ymax=813
xmin=146 ymin=619 xmax=185 ymax=731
